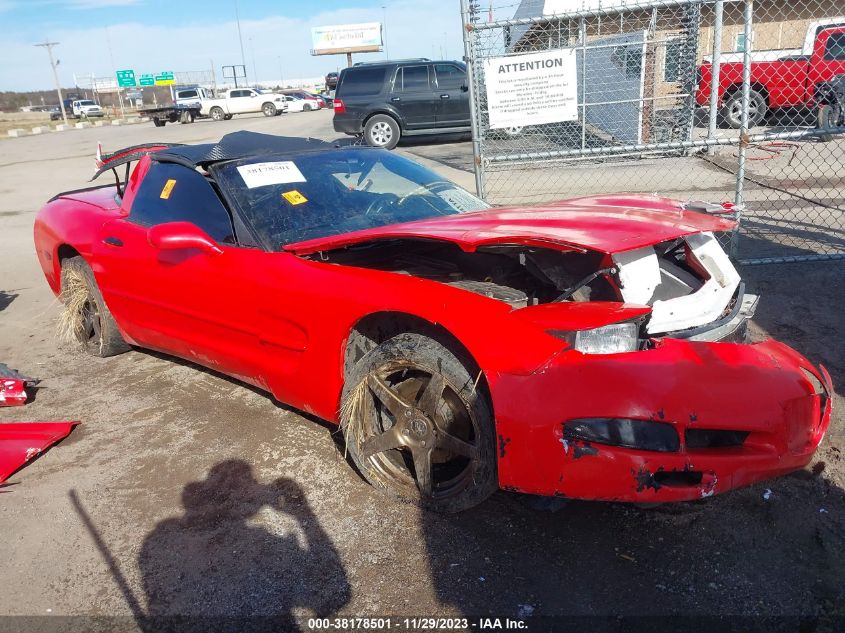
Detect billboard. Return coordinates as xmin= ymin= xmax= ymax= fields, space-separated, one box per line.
xmin=311 ymin=22 xmax=382 ymax=55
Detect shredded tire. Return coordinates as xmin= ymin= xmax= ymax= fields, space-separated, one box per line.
xmin=59 ymin=256 xmax=130 ymax=357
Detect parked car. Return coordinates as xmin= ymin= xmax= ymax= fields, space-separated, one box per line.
xmin=282 ymin=94 xmax=320 ymax=113
xmin=696 ymin=18 xmax=845 ymax=128
xmin=281 ymin=90 xmax=323 ymax=110
xmin=326 ymin=71 xmax=338 ymax=90
xmin=49 ymin=106 xmax=62 ymax=121
xmin=202 ymin=88 xmax=288 ymax=120
xmin=317 ymin=93 xmax=334 ymax=108
xmin=333 ymin=59 xmax=470 ymax=149
xmin=34 ymin=131 xmax=832 ymax=512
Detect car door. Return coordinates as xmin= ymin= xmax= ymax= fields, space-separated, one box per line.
xmin=92 ymin=160 xmax=268 ymax=385
xmin=389 ymin=64 xmax=437 ymax=130
xmin=432 ymin=63 xmax=471 ymax=128
xmin=229 ymin=90 xmax=252 ymax=114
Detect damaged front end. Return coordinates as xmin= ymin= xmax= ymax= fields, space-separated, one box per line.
xmin=491 ymin=338 xmax=832 ymax=502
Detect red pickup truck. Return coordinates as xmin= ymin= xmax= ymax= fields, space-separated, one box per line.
xmin=696 ymin=19 xmax=845 ymax=130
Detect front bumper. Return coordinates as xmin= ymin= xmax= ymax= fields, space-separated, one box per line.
xmin=491 ymin=339 xmax=832 ymax=502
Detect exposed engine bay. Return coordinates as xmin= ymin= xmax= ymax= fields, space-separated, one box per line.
xmin=311 ymin=232 xmax=756 ymax=340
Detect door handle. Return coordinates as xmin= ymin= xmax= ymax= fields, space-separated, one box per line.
xmin=440 ymin=94 xmax=450 ymax=99
xmin=390 ymin=97 xmax=401 ymax=102
xmin=103 ymin=236 xmax=123 ymax=247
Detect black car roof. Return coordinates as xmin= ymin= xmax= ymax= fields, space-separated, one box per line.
xmin=92 ymin=132 xmax=361 ymax=181
xmin=154 ymin=132 xmax=337 ymax=167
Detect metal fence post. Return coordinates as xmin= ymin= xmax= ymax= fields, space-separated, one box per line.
xmin=706 ymin=0 xmax=724 ymax=155
xmin=731 ymin=0 xmax=753 ymax=258
xmin=460 ymin=0 xmax=486 ymax=199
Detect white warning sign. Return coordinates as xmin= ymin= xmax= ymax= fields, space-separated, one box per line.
xmin=483 ymin=48 xmax=579 ymax=130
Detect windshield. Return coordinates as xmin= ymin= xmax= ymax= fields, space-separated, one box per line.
xmin=213 ymin=148 xmax=489 ymax=250
xmin=78 ymin=100 xmax=96 ymax=106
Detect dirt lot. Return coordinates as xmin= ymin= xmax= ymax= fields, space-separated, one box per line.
xmin=1 ymin=111 xmax=843 ymax=630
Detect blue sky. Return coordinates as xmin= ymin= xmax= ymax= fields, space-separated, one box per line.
xmin=0 ymin=0 xmax=470 ymax=91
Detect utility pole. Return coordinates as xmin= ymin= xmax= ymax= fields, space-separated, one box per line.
xmin=234 ymin=0 xmax=248 ymax=85
xmin=34 ymin=41 xmax=68 ymax=125
xmin=249 ymin=37 xmax=258 ymax=87
xmin=382 ymin=5 xmax=389 ymax=59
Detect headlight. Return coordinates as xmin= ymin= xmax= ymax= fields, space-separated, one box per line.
xmin=550 ymin=322 xmax=639 ymax=354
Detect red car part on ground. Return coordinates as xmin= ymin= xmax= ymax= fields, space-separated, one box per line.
xmin=0 ymin=422 xmax=79 ymax=483
xmin=0 ymin=363 xmax=36 ymax=407
xmin=30 ymin=133 xmax=833 ymax=511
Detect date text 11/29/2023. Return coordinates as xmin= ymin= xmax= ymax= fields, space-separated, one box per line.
xmin=307 ymin=617 xmax=528 ymax=630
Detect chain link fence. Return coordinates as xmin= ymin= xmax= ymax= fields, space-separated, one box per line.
xmin=460 ymin=0 xmax=845 ymax=263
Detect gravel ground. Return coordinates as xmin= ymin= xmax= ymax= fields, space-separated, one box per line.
xmin=0 ymin=111 xmax=842 ymax=630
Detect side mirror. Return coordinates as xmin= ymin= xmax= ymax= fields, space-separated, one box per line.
xmin=147 ymin=221 xmax=223 ymax=256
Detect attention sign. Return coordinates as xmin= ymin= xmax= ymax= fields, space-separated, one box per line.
xmin=483 ymin=49 xmax=579 ymax=129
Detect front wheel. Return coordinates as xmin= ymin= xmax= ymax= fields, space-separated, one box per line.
xmin=341 ymin=333 xmax=497 ymax=513
xmin=817 ymin=104 xmax=843 ymax=142
xmin=153 ymin=118 xmax=165 ymax=127
xmin=59 ymin=257 xmax=130 ymax=357
xmin=262 ymin=102 xmax=277 ymax=117
xmin=210 ymin=107 xmax=225 ymax=122
xmin=364 ymin=114 xmax=401 ymax=149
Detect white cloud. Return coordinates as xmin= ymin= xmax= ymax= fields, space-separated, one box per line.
xmin=1 ymin=0 xmax=464 ymax=91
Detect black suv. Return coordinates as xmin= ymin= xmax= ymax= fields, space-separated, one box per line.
xmin=333 ymin=59 xmax=470 ymax=149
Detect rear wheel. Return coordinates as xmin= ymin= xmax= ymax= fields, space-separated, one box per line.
xmin=153 ymin=118 xmax=165 ymax=127
xmin=720 ymin=89 xmax=767 ymax=129
xmin=262 ymin=102 xmax=277 ymax=117
xmin=817 ymin=104 xmax=843 ymax=142
xmin=210 ymin=107 xmax=225 ymax=121
xmin=341 ymin=333 xmax=497 ymax=513
xmin=364 ymin=114 xmax=401 ymax=149
xmin=59 ymin=257 xmax=130 ymax=357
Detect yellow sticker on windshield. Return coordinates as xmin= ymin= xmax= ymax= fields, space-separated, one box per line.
xmin=160 ymin=179 xmax=177 ymax=200
xmin=282 ymin=190 xmax=308 ymax=205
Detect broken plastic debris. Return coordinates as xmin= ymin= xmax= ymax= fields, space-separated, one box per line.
xmin=0 ymin=422 xmax=79 ymax=482
xmin=763 ymin=489 xmax=772 ymax=500
xmin=0 ymin=363 xmax=38 ymax=407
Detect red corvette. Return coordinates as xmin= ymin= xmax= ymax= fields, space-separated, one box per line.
xmin=34 ymin=132 xmax=832 ymax=512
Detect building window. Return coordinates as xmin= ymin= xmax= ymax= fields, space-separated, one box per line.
xmin=735 ymin=31 xmax=753 ymax=52
xmin=664 ymin=38 xmax=683 ymax=82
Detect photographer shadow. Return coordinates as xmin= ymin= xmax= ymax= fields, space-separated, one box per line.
xmin=138 ymin=460 xmax=350 ymax=630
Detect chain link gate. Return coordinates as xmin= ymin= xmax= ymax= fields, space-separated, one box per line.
xmin=460 ymin=0 xmax=845 ymax=264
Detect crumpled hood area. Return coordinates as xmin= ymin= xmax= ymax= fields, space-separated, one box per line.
xmin=284 ymin=195 xmax=737 ymax=256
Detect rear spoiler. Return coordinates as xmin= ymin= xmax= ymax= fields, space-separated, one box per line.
xmin=92 ymin=141 xmax=185 ymax=198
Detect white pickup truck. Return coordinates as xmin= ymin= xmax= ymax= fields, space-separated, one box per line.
xmin=201 ymin=88 xmax=288 ymax=120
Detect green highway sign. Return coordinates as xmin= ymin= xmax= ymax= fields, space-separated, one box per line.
xmin=139 ymin=74 xmax=155 ymax=86
xmin=115 ymin=69 xmax=136 ymax=87
xmin=154 ymin=71 xmax=175 ymax=85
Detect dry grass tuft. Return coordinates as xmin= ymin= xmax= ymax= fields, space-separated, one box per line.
xmin=56 ymin=268 xmax=89 ymax=344
xmin=339 ymin=378 xmax=370 ymax=458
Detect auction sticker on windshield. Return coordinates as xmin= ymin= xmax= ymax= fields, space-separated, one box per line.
xmin=237 ymin=161 xmax=307 ymax=188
